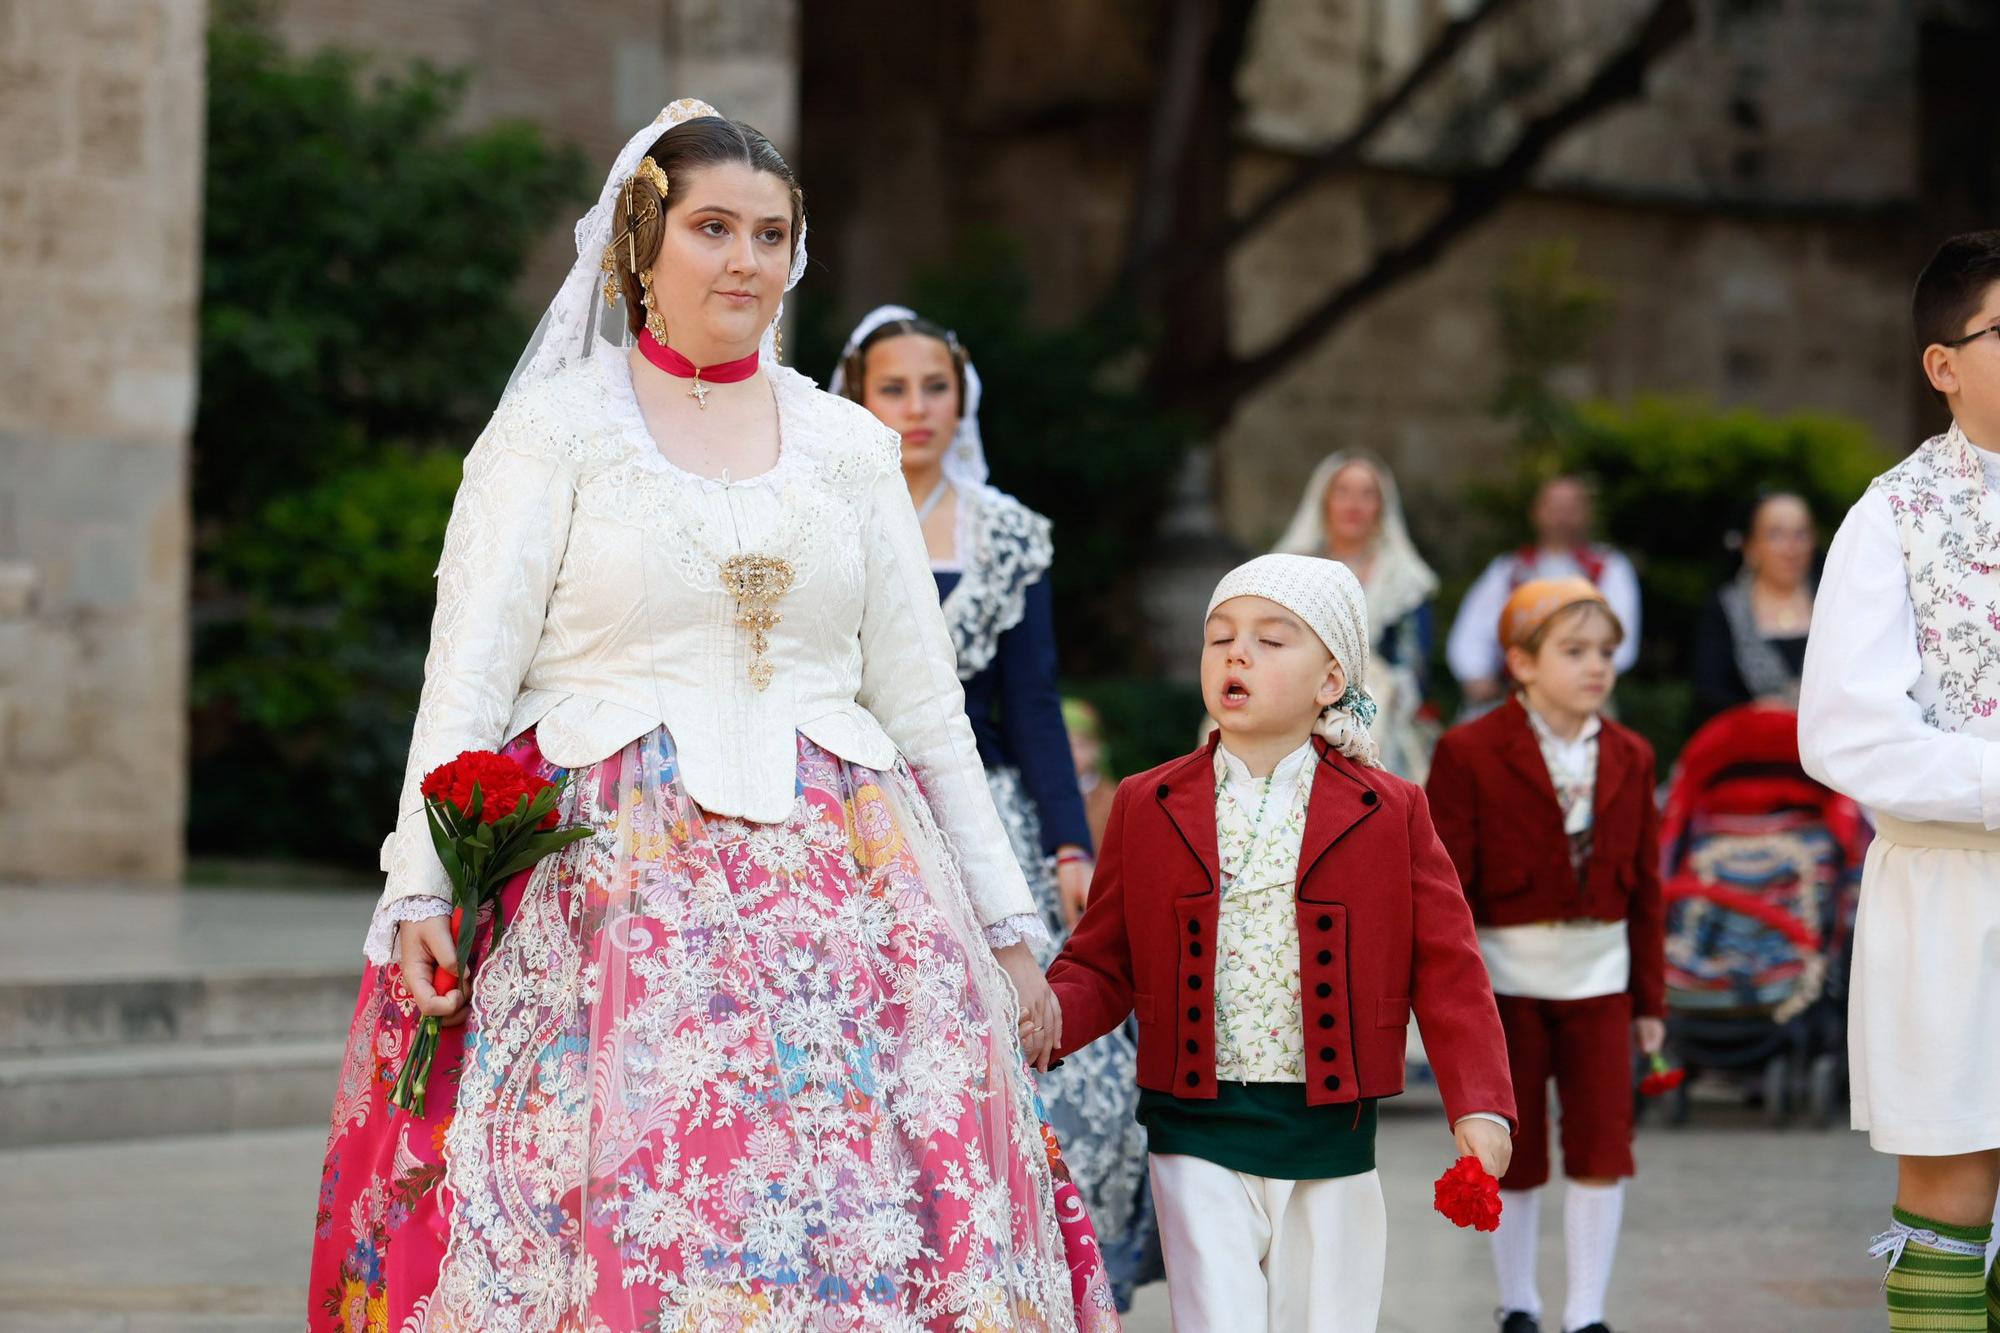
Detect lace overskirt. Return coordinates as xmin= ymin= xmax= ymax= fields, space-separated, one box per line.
xmin=311 ymin=726 xmax=1118 ymax=1332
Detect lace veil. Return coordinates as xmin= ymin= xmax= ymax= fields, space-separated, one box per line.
xmin=503 ymin=97 xmax=809 ymax=401
xmin=829 ymin=303 xmax=989 ymax=492
xmin=1275 ymin=448 xmax=1440 ymax=633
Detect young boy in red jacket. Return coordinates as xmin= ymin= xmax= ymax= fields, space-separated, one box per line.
xmin=1425 ymin=578 xmax=1666 ymax=1333
xmin=1047 ymin=554 xmax=1516 ymax=1333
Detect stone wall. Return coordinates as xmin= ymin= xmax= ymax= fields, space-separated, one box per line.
xmin=1239 ymin=0 xmax=1918 ymax=206
xmin=1218 ymin=172 xmax=1916 ymax=566
xmin=1220 ymin=0 xmax=1928 ymax=560
xmin=0 ymin=0 xmax=207 ymax=880
xmin=278 ymin=0 xmax=801 ymax=300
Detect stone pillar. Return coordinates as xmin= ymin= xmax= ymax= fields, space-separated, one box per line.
xmin=655 ymin=0 xmax=800 ymax=156
xmin=650 ymin=0 xmax=801 ymax=348
xmin=0 ymin=0 xmax=205 ymax=881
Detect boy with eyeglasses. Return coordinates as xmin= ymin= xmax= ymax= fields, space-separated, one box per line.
xmin=1800 ymin=230 xmax=2000 ymax=1330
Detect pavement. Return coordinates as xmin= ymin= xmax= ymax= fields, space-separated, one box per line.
xmin=0 ymin=883 xmax=1895 ymax=1329
xmin=0 ymin=1098 xmax=1895 ymax=1331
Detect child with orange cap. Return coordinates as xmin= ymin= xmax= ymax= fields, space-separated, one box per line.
xmin=1425 ymin=578 xmax=1666 ymax=1333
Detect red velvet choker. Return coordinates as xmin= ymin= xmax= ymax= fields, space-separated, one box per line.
xmin=637 ymin=328 xmax=759 ymax=408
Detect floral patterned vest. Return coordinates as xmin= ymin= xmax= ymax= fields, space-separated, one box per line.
xmin=1873 ymin=424 xmax=2000 ymax=737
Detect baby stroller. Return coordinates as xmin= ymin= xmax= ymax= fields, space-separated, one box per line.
xmin=1651 ymin=704 xmax=1869 ymax=1127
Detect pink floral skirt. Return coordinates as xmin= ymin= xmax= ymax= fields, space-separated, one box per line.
xmin=311 ymin=726 xmax=1118 ymax=1331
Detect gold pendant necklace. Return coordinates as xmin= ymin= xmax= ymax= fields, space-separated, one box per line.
xmin=719 ymin=552 xmax=794 ymax=691
xmin=674 ymin=484 xmax=799 ymax=693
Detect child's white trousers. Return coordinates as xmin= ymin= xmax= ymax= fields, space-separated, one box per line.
xmin=1150 ymin=1151 xmax=1386 ymax=1332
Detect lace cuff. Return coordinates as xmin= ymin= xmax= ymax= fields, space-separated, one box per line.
xmin=983 ymin=913 xmax=1051 ymax=951
xmin=362 ymin=894 xmax=455 ymax=967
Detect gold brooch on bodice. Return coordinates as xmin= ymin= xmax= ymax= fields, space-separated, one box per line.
xmin=719 ymin=553 xmax=796 ymax=691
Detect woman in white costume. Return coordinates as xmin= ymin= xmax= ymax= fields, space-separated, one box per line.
xmin=1275 ymin=450 xmax=1441 ymax=782
xmin=309 ymin=100 xmax=1119 ymax=1332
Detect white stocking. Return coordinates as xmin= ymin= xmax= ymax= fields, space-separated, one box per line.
xmin=1562 ymin=1180 xmax=1625 ymax=1331
xmin=1490 ymin=1187 xmax=1543 ymax=1317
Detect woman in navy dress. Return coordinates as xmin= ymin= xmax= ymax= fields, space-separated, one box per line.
xmin=835 ymin=305 xmax=1158 ymax=1307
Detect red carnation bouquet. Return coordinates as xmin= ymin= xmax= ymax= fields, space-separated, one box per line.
xmin=1638 ymin=1051 xmax=1687 ymax=1098
xmin=387 ymin=749 xmax=592 ymax=1116
xmin=1434 ymin=1155 xmax=1504 ymax=1231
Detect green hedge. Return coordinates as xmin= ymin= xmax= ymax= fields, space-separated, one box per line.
xmin=1469 ymin=395 xmax=1896 ymax=760
xmin=191 ymin=3 xmax=586 ymax=862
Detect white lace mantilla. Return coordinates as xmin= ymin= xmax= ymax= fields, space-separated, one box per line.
xmin=940 ymin=487 xmax=1054 ymax=679
xmin=369 ymin=349 xmax=1036 ymax=961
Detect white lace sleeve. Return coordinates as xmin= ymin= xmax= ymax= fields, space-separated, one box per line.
xmin=853 ymin=431 xmax=1038 ymax=929
xmin=982 ymin=913 xmax=1052 ymax=950
xmin=362 ymin=895 xmax=454 ymax=968
xmin=368 ymin=401 xmax=577 ymax=959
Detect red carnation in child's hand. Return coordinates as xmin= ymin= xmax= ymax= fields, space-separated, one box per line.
xmin=1434 ymin=1156 xmax=1504 ymax=1232
xmin=421 ymin=749 xmax=559 ymax=828
xmin=1639 ymin=1051 xmax=1686 ymax=1097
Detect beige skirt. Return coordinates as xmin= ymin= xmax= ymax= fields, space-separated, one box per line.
xmin=1851 ymin=815 xmax=2000 ymax=1155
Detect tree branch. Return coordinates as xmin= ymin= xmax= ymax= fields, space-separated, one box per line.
xmin=1125 ymin=0 xmax=1528 ymax=301
xmin=1125 ymin=0 xmax=1219 ymax=275
xmin=1190 ymin=0 xmax=1696 ymax=421
xmin=1213 ymin=0 xmax=1530 ymax=256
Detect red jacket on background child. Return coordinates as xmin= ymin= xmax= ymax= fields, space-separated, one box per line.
xmin=1046 ymin=732 xmax=1516 ymax=1125
xmin=1425 ymin=694 xmax=1665 ymax=1019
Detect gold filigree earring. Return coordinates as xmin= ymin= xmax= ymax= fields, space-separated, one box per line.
xmin=638 ymin=270 xmax=670 ymax=344
xmin=774 ymin=322 xmax=784 ymax=363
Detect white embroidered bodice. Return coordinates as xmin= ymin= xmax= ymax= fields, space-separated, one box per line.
xmin=1874 ymin=424 xmax=2000 ymax=740
xmin=370 ymin=347 xmax=1035 ymax=957
xmin=940 ymin=486 xmax=1054 ymax=679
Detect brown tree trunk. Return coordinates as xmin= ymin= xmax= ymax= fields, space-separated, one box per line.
xmin=1144 ymin=0 xmax=1698 ymax=429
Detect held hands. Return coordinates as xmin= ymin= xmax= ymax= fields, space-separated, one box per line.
xmin=1453 ymin=1116 xmax=1513 ymax=1180
xmin=1633 ymin=1016 xmax=1666 ymax=1056
xmin=397 ymin=916 xmax=470 ymax=1027
xmin=993 ymin=942 xmax=1063 ymax=1072
xmin=1054 ymin=850 xmax=1093 ymax=928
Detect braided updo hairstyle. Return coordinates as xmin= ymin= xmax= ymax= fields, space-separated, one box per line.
xmin=838 ymin=315 xmax=969 ymax=413
xmin=603 ymin=116 xmax=805 ymax=339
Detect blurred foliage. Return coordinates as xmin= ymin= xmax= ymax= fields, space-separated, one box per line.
xmin=799 ymin=229 xmax=1200 ymax=676
xmin=1547 ymin=396 xmax=1890 ymax=667
xmin=1468 ymin=239 xmax=1895 ymax=761
xmin=1068 ymin=678 xmax=1209 ymax=784
xmin=193 ymin=450 xmax=460 ymax=856
xmin=191 ymin=1 xmax=588 ymax=861
xmin=1488 ymin=238 xmax=1613 ymax=468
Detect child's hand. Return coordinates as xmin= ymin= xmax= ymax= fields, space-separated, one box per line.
xmin=1453 ymin=1117 xmax=1513 ymax=1180
xmin=993 ymin=942 xmax=1063 ymax=1071
xmin=1633 ymin=1016 xmax=1666 ymax=1055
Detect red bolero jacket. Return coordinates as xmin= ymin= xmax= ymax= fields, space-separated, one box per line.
xmin=1046 ymin=735 xmax=1515 ymax=1125
xmin=1424 ymin=696 xmax=1666 ymax=1018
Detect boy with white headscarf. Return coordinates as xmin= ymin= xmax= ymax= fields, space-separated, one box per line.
xmin=1048 ymin=554 xmax=1516 ymax=1332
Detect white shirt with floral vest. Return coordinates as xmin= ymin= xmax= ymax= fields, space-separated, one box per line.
xmin=1800 ymin=423 xmax=2000 ymax=826
xmin=1800 ymin=422 xmax=2000 ymax=1154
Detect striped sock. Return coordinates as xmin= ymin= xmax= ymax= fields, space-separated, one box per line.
xmin=1986 ymin=1241 xmax=1999 ymax=1329
xmin=1881 ymin=1207 xmax=1989 ymax=1331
